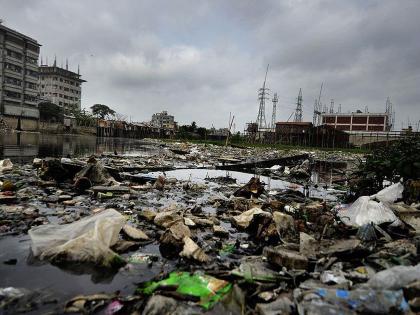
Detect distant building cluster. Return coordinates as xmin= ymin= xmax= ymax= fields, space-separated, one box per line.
xmin=0 ymin=22 xmax=86 ymax=125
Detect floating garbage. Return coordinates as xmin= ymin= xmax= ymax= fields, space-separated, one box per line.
xmin=28 ymin=209 xmax=126 ymax=267
xmin=138 ymin=271 xmax=232 ymax=309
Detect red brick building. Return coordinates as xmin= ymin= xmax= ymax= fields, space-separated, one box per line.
xmin=321 ymin=112 xmax=391 ymax=132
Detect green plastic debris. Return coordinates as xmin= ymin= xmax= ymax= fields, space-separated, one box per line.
xmin=219 ymin=243 xmax=235 ymax=256
xmin=138 ymin=272 xmax=232 ymax=309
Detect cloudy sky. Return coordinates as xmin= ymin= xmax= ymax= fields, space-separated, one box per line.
xmin=2 ymin=0 xmax=419 ymax=130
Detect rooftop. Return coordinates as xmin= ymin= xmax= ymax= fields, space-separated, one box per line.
xmin=39 ymin=65 xmax=86 ymax=82
xmin=0 ymin=23 xmax=41 ymax=46
xmin=276 ymin=121 xmax=313 ymax=126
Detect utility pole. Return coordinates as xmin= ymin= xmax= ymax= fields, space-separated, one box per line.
xmin=385 ymin=97 xmax=395 ymax=130
xmin=294 ymin=88 xmax=303 ymax=122
xmin=256 ymin=64 xmax=269 ymax=129
xmin=225 ymin=112 xmax=235 ymax=146
xmin=271 ymin=93 xmax=278 ymax=130
xmin=338 ymin=104 xmax=342 ymax=113
xmin=313 ymin=83 xmax=323 ymax=126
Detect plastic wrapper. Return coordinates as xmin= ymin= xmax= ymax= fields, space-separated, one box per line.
xmin=29 ymin=209 xmax=125 ymax=267
xmin=138 ymin=271 xmax=232 ymax=309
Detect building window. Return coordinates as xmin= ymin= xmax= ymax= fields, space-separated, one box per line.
xmin=5 ymin=90 xmax=21 ymax=99
xmin=24 ymin=94 xmax=37 ymax=102
xmin=5 ymin=63 xmax=22 ymax=73
xmin=25 ymin=82 xmax=37 ymax=90
xmin=25 ymin=69 xmax=38 ymax=78
xmin=6 ymin=49 xmax=23 ymax=60
xmin=4 ymin=76 xmax=22 ymax=87
xmin=26 ymin=56 xmax=38 ymax=64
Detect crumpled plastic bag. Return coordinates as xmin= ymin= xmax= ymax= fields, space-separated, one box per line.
xmin=338 ymin=183 xmax=404 ymax=227
xmin=370 ymin=182 xmax=404 ymax=203
xmin=29 ymin=209 xmax=125 ymax=267
xmin=338 ymin=196 xmax=399 ymax=227
xmin=0 ymin=159 xmax=13 ymax=172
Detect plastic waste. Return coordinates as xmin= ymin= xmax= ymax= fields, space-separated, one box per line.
xmin=294 ymin=288 xmax=410 ymax=314
xmin=231 ymin=256 xmax=280 ymax=283
xmin=0 ymin=159 xmax=13 ymax=172
xmin=338 ymin=196 xmax=400 ymax=227
xmin=180 ymin=237 xmax=209 ymax=263
xmin=127 ymin=253 xmax=158 ymax=264
xmin=29 ymin=209 xmax=126 ymax=267
xmin=138 ymin=271 xmax=232 ymax=309
xmin=366 ymin=263 xmax=420 ymax=290
xmin=231 ymin=207 xmax=266 ymax=229
xmin=219 ymin=243 xmax=235 ymax=256
xmin=370 ymin=182 xmax=404 ymax=203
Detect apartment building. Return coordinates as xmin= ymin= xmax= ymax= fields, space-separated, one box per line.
xmin=38 ymin=61 xmax=86 ymax=112
xmin=0 ymin=23 xmax=40 ymax=120
xmin=151 ymin=111 xmax=175 ymax=129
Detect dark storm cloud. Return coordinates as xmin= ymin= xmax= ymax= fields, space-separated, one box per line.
xmin=1 ymin=0 xmax=419 ymax=128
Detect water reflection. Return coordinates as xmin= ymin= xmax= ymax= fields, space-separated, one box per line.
xmin=0 ymin=132 xmax=159 ymax=163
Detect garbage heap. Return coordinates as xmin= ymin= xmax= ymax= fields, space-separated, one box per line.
xmin=0 ymin=151 xmax=419 ymax=315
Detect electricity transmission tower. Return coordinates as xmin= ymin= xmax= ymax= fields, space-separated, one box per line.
xmin=294 ymin=88 xmax=303 ymax=122
xmin=256 ymin=64 xmax=269 ymax=129
xmin=271 ymin=93 xmax=278 ymax=129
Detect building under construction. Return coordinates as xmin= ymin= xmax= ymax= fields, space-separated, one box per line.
xmin=321 ymin=112 xmax=392 ymax=132
xmin=275 ymin=122 xmax=350 ymax=148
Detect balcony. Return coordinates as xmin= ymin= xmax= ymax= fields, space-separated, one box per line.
xmin=4 ymin=68 xmax=23 ymax=79
xmin=5 ymin=54 xmax=24 ymax=65
xmin=3 ymin=83 xmax=23 ymax=93
xmin=25 ymin=75 xmax=38 ymax=83
xmin=25 ymin=62 xmax=38 ymax=71
xmin=5 ymin=42 xmax=24 ymax=52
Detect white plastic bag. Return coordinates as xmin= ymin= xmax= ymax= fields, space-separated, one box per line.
xmin=0 ymin=159 xmax=13 ymax=172
xmin=338 ymin=196 xmax=399 ymax=227
xmin=29 ymin=209 xmax=125 ymax=267
xmin=370 ymin=182 xmax=404 ymax=203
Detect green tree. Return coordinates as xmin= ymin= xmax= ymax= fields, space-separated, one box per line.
xmin=191 ymin=121 xmax=197 ymax=132
xmin=350 ymin=136 xmax=420 ymax=197
xmin=90 ymin=104 xmax=115 ymax=119
xmin=38 ymin=102 xmax=63 ymax=122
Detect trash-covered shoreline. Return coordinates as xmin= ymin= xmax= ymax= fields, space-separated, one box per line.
xmin=1 ymin=139 xmax=419 ymax=314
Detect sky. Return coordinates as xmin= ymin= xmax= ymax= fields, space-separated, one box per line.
xmin=1 ymin=0 xmax=420 ymax=130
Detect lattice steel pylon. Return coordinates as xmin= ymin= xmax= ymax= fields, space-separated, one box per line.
xmin=256 ymin=64 xmax=269 ymax=129
xmin=294 ymin=88 xmax=303 ymax=122
xmin=271 ymin=93 xmax=278 ymax=130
